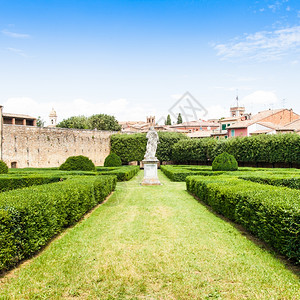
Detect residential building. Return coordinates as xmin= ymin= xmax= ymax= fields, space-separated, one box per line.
xmin=227 ymin=108 xmax=300 ymax=138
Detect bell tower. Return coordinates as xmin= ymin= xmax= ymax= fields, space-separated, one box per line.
xmin=49 ymin=108 xmax=57 ymax=127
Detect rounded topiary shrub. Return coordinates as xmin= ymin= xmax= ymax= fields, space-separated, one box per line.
xmin=59 ymin=155 xmax=96 ymax=171
xmin=0 ymin=160 xmax=8 ymax=174
xmin=212 ymin=152 xmax=238 ymax=171
xmin=104 ymin=153 xmax=122 ymax=167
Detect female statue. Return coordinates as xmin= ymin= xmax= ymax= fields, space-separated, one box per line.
xmin=144 ymin=127 xmax=159 ymax=160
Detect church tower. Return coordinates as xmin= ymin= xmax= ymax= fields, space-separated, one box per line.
xmin=49 ymin=108 xmax=57 ymax=127
xmin=230 ymin=96 xmax=245 ymax=118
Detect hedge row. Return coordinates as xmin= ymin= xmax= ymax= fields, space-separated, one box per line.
xmin=172 ymin=138 xmax=218 ymax=162
xmin=110 ymin=132 xmax=188 ymax=163
xmin=0 ymin=175 xmax=63 ymax=193
xmin=161 ymin=165 xmax=300 ymax=182
xmin=160 ymin=165 xmax=224 ymax=181
xmin=173 ymin=133 xmax=300 ymax=164
xmin=0 ymin=175 xmax=117 ymax=271
xmin=96 ymin=165 xmax=140 ymax=181
xmin=240 ymin=175 xmax=300 ymax=190
xmin=186 ymin=175 xmax=300 ymax=263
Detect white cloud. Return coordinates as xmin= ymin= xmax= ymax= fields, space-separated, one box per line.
xmin=2 ymin=29 xmax=30 ymax=39
xmin=206 ymin=105 xmax=228 ymax=119
xmin=241 ymin=91 xmax=279 ymax=112
xmin=2 ymin=97 xmax=157 ymax=125
xmin=214 ymin=26 xmax=300 ymax=61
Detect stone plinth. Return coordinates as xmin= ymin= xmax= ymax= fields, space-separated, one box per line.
xmin=141 ymin=159 xmax=161 ymax=185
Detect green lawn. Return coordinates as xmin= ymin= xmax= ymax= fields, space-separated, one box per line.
xmin=0 ymin=171 xmax=299 ymax=299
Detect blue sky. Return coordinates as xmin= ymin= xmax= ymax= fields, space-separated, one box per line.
xmin=1 ymin=0 xmax=300 ymax=124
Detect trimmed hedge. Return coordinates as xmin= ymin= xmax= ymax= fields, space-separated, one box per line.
xmin=170 ymin=133 xmax=300 ymax=164
xmin=172 ymin=138 xmax=218 ymax=162
xmin=161 ymin=165 xmax=300 ymax=182
xmin=240 ymin=175 xmax=300 ymax=190
xmin=186 ymin=175 xmax=300 ymax=263
xmin=212 ymin=152 xmax=238 ymax=171
xmin=111 ymin=132 xmax=188 ymax=163
xmin=161 ymin=165 xmax=224 ymax=181
xmin=0 ymin=160 xmax=8 ymax=174
xmin=104 ymin=153 xmax=122 ymax=167
xmin=59 ymin=155 xmax=96 ymax=171
xmin=97 ymin=165 xmax=140 ymax=181
xmin=0 ymin=175 xmax=117 ymax=271
xmin=0 ymin=175 xmax=63 ymax=193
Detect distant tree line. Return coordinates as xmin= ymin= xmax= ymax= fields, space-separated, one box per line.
xmin=56 ymin=114 xmax=121 ymax=131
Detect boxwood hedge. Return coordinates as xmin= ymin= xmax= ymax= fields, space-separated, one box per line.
xmin=0 ymin=175 xmax=63 ymax=193
xmin=97 ymin=165 xmax=139 ymax=181
xmin=161 ymin=165 xmax=224 ymax=181
xmin=0 ymin=175 xmax=116 ymax=271
xmin=186 ymin=175 xmax=300 ymax=263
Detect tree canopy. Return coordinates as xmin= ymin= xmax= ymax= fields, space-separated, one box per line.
xmin=57 ymin=114 xmax=121 ymax=131
xmin=177 ymin=113 xmax=183 ymax=124
xmin=165 ymin=114 xmax=172 ymax=125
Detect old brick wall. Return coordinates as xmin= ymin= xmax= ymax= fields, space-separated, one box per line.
xmin=2 ymin=125 xmax=114 ymax=168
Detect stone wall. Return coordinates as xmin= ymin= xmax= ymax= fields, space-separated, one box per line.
xmin=2 ymin=125 xmax=114 ymax=168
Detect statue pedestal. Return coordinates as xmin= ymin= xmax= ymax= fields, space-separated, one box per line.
xmin=141 ymin=159 xmax=161 ymax=186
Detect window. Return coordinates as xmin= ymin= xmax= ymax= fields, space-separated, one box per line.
xmin=231 ymin=129 xmax=235 ymax=137
xmin=222 ymin=124 xmax=226 ymax=130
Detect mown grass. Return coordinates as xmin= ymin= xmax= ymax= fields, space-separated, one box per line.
xmin=0 ymin=171 xmax=299 ymax=299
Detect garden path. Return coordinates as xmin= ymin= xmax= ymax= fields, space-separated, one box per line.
xmin=0 ymin=171 xmax=299 ymax=299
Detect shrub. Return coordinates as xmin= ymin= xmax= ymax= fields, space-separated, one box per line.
xmin=0 ymin=175 xmax=117 ymax=271
xmin=59 ymin=155 xmax=96 ymax=171
xmin=212 ymin=152 xmax=238 ymax=171
xmin=0 ymin=160 xmax=8 ymax=174
xmin=104 ymin=153 xmax=122 ymax=167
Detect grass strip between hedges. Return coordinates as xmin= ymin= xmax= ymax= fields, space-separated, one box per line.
xmin=0 ymin=171 xmax=299 ymax=299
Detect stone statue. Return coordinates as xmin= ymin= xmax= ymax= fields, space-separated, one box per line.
xmin=144 ymin=127 xmax=159 ymax=160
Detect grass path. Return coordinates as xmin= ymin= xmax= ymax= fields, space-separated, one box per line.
xmin=0 ymin=171 xmax=299 ymax=299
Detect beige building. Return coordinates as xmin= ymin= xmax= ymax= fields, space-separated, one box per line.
xmin=0 ymin=106 xmax=115 ymax=168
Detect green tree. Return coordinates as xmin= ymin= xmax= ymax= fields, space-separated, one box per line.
xmin=165 ymin=114 xmax=172 ymax=125
xmin=177 ymin=113 xmax=183 ymax=124
xmin=56 ymin=115 xmax=88 ymax=129
xmin=36 ymin=116 xmax=45 ymax=127
xmin=87 ymin=114 xmax=121 ymax=131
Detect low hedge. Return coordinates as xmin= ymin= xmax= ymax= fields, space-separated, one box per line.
xmin=240 ymin=175 xmax=300 ymax=190
xmin=0 ymin=175 xmax=63 ymax=193
xmin=97 ymin=165 xmax=140 ymax=181
xmin=161 ymin=165 xmax=224 ymax=181
xmin=186 ymin=175 xmax=300 ymax=263
xmin=0 ymin=175 xmax=117 ymax=271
